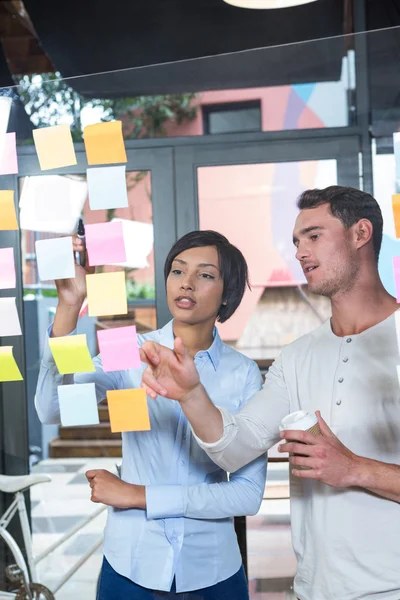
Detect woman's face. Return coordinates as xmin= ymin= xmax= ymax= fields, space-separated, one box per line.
xmin=166 ymin=245 xmax=224 ymax=326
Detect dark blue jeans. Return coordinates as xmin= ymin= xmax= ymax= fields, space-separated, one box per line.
xmin=97 ymin=557 xmax=249 ymax=600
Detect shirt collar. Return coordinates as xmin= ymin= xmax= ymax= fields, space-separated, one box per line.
xmin=158 ymin=320 xmax=222 ymax=371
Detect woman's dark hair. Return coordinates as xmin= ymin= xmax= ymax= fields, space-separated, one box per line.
xmin=297 ymin=185 xmax=383 ymax=262
xmin=164 ymin=230 xmax=250 ymax=323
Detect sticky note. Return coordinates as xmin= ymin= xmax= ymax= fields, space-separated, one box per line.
xmin=83 ymin=121 xmax=127 ymax=165
xmin=33 ymin=125 xmax=77 ymax=170
xmin=106 ymin=388 xmax=150 ymax=432
xmin=111 ymin=218 xmax=154 ymax=269
xmin=0 ymin=347 xmax=23 ymax=382
xmin=86 ymin=271 xmax=127 ymax=317
xmin=0 ymin=191 xmax=18 ymax=230
xmin=0 ymin=133 xmax=18 ymax=175
xmin=393 ymin=256 xmax=400 ymax=302
xmin=49 ymin=334 xmax=95 ymax=374
xmin=393 ymin=195 xmax=400 ymax=238
xmin=97 ymin=326 xmax=141 ymax=372
xmin=87 ymin=165 xmax=128 ymax=211
xmin=0 ymin=297 xmax=22 ymax=337
xmin=34 ymin=175 xmax=73 ymax=222
xmin=35 ymin=237 xmax=75 ymax=281
xmin=85 ymin=221 xmax=126 ymax=266
xmin=58 ymin=383 xmax=99 ymax=427
xmin=0 ymin=247 xmax=16 ymax=289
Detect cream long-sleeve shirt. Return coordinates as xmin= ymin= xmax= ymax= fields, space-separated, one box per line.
xmin=196 ymin=313 xmax=400 ymax=600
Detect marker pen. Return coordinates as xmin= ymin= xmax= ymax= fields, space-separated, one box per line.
xmin=75 ymin=218 xmax=86 ymax=267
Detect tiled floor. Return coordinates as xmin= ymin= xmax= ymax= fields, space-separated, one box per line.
xmin=29 ymin=459 xmax=296 ymax=599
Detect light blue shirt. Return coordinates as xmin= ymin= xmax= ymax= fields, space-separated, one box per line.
xmin=35 ymin=320 xmax=267 ymax=592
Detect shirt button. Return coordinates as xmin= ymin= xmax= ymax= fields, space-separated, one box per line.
xmin=336 ymin=399 xmax=342 ymax=405
xmin=182 ymin=434 xmax=187 ymax=441
xmin=180 ymin=460 xmax=185 ymax=466
xmin=346 ymin=338 xmax=352 ymax=343
xmin=338 ymin=377 xmax=344 ymax=383
xmin=343 ymin=357 xmax=348 ymax=363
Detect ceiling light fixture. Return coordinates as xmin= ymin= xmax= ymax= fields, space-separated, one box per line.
xmin=223 ymin=0 xmax=318 ymax=9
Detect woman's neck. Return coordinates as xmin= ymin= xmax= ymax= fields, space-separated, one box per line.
xmin=172 ymin=319 xmax=215 ymax=358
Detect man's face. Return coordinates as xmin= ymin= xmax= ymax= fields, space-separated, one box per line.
xmin=293 ymin=204 xmax=359 ymax=297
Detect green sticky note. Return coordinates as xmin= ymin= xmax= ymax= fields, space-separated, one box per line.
xmin=0 ymin=346 xmax=23 ymax=382
xmin=49 ymin=334 xmax=95 ymax=374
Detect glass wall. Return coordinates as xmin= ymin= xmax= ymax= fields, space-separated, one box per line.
xmin=1 ymin=24 xmax=400 ymax=600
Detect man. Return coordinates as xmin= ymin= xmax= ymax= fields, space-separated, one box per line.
xmin=141 ymin=186 xmax=400 ymax=600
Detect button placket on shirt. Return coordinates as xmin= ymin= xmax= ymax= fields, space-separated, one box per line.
xmin=334 ymin=337 xmax=352 ymax=411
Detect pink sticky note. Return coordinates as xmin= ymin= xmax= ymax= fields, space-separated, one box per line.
xmin=394 ymin=256 xmax=400 ymax=302
xmin=0 ymin=247 xmax=16 ymax=289
xmin=97 ymin=326 xmax=141 ymax=372
xmin=85 ymin=221 xmax=126 ymax=266
xmin=0 ymin=133 xmax=18 ymax=175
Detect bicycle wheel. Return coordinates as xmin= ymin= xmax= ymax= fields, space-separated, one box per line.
xmin=15 ymin=583 xmax=55 ymax=600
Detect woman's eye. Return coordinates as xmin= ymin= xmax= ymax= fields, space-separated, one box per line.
xmin=201 ymin=273 xmax=214 ymax=279
xmin=172 ymin=269 xmax=183 ymax=275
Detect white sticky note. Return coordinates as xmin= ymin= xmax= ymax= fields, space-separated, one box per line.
xmin=58 ymin=383 xmax=100 ymax=427
xmin=35 ymin=237 xmax=75 ymax=281
xmin=87 ymin=165 xmax=128 ymax=210
xmin=111 ymin=218 xmax=154 ymax=269
xmin=20 ymin=175 xmax=87 ymax=235
xmin=0 ymin=297 xmax=22 ymax=337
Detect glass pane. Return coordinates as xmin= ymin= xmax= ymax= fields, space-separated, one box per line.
xmin=198 ymin=160 xmax=336 ymax=359
xmin=207 ymin=106 xmax=261 ymax=134
xmin=18 ymin=169 xmax=154 ymax=595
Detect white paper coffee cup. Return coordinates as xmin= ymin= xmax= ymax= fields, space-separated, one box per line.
xmin=279 ymin=410 xmax=321 ymax=469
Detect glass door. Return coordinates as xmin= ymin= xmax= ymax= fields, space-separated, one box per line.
xmin=175 ymin=135 xmax=360 ymax=598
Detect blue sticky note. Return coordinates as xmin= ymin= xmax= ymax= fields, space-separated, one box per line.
xmin=57 ymin=383 xmax=99 ymax=427
xmin=378 ymin=233 xmax=400 ymax=298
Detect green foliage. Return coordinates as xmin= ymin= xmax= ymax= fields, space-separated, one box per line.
xmin=14 ymin=73 xmax=197 ymax=141
xmin=126 ymin=279 xmax=155 ymax=300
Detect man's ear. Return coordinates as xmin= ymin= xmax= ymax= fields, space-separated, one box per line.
xmin=353 ymin=218 xmax=373 ymax=250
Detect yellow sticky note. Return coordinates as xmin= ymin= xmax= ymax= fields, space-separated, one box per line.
xmin=49 ymin=334 xmax=95 ymax=375
xmin=0 ymin=191 xmax=18 ymax=230
xmin=86 ymin=271 xmax=127 ymax=317
xmin=33 ymin=125 xmax=77 ymax=170
xmin=0 ymin=346 xmax=23 ymax=382
xmin=83 ymin=121 xmax=127 ymax=165
xmin=393 ymin=194 xmax=400 ymax=238
xmin=107 ymin=388 xmax=151 ymax=432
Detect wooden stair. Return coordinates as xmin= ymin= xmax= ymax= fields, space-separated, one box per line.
xmin=49 ymin=400 xmax=122 ymax=458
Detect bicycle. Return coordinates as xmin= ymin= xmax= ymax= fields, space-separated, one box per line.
xmin=0 ymin=473 xmax=106 ymax=599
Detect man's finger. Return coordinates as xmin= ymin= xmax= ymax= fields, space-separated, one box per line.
xmin=140 ymin=341 xmax=160 ymax=366
xmin=316 ymin=411 xmax=335 ymax=438
xmin=280 ymin=442 xmax=316 ymax=456
xmin=292 ymin=467 xmax=319 ymax=480
xmin=174 ymin=337 xmax=189 ymax=362
xmin=141 ymin=367 xmax=168 ymax=397
xmin=280 ymin=429 xmax=318 ymax=444
xmin=85 ymin=470 xmax=98 ymax=481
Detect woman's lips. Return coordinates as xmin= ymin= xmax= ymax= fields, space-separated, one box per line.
xmin=175 ymin=297 xmax=196 ymax=309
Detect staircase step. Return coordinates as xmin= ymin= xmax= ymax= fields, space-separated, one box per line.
xmin=98 ymin=404 xmax=110 ymax=423
xmin=59 ymin=423 xmax=121 ymax=440
xmin=49 ymin=438 xmax=122 ymax=458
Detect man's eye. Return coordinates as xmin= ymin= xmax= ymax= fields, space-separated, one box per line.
xmin=310 ymin=234 xmax=319 ymax=241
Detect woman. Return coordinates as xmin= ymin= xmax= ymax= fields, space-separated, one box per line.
xmin=35 ymin=230 xmax=267 ymax=600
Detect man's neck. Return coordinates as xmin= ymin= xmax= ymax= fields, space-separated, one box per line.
xmin=330 ymin=278 xmax=397 ymax=337
xmin=172 ymin=319 xmax=215 ymax=358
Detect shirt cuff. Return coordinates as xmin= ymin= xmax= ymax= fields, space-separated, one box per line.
xmin=146 ymin=484 xmax=185 ymax=519
xmin=41 ymin=323 xmax=77 ymax=369
xmin=191 ymin=406 xmax=237 ymax=453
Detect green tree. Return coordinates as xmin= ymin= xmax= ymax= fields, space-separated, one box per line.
xmin=14 ymin=72 xmax=197 ymax=141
